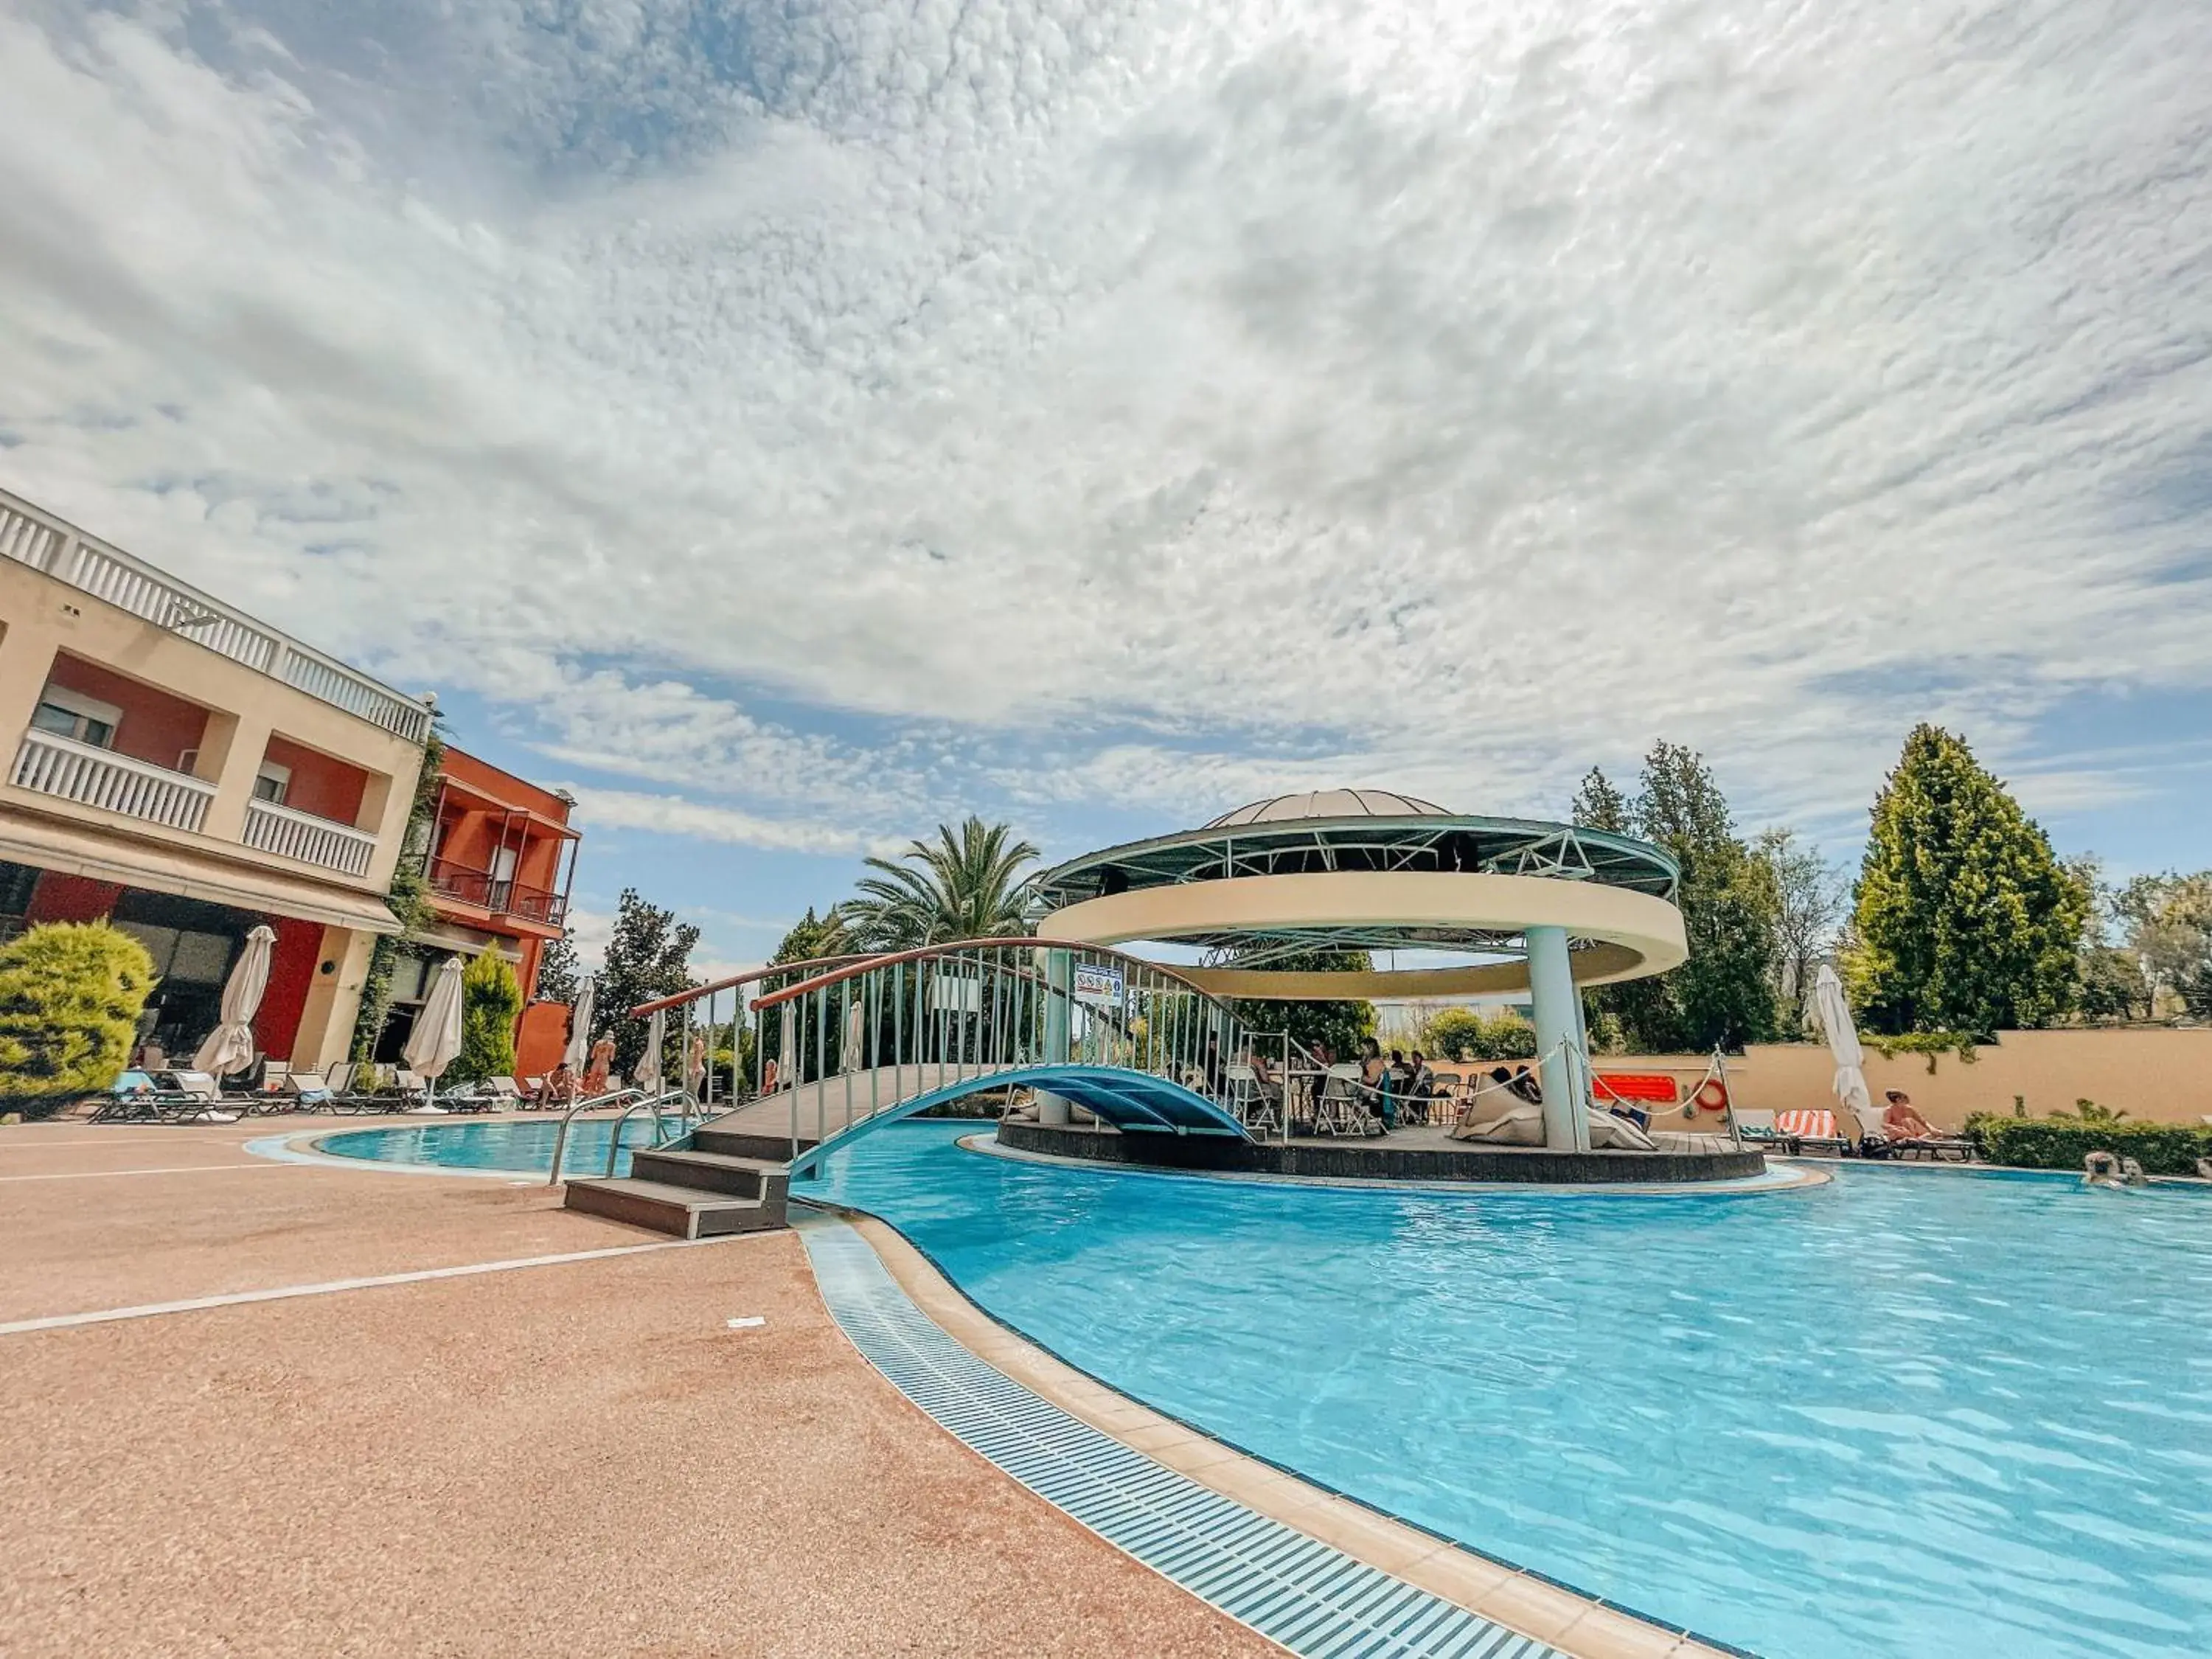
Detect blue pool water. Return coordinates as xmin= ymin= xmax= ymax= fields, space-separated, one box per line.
xmin=317 ymin=1118 xmax=669 ymax=1178
xmin=794 ymin=1123 xmax=2212 ymax=1659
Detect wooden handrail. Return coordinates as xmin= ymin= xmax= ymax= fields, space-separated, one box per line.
xmin=625 ymin=952 xmax=877 ymax=1019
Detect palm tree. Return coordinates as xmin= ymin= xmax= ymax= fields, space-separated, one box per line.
xmin=842 ymin=817 xmax=1040 ymax=949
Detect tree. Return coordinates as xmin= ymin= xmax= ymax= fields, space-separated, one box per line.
xmin=0 ymin=922 xmax=156 ymax=1110
xmin=597 ymin=888 xmax=701 ymax=1076
xmin=1754 ymin=826 xmax=1845 ymax=1034
xmin=448 ymin=950 xmax=522 ymax=1085
xmin=1571 ymin=768 xmax=1632 ymax=834
xmin=1221 ymin=946 xmax=1377 ymax=1061
xmin=841 ymin=816 xmax=1040 ymax=948
xmin=771 ymin=905 xmax=854 ymax=966
xmin=1576 ymin=743 xmax=1781 ymax=1051
xmin=1414 ymin=1006 xmax=1537 ymax=1062
xmin=1845 ymin=725 xmax=2090 ymax=1034
xmin=2113 ymin=870 xmax=2212 ymax=1018
xmin=534 ymin=933 xmax=580 ymax=1005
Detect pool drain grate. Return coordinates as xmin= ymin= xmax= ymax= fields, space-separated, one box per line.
xmin=801 ymin=1218 xmax=1559 ymax=1658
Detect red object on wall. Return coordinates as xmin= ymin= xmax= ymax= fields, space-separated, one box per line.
xmin=1593 ymin=1072 xmax=1681 ymax=1105
xmin=253 ymin=917 xmax=324 ymax=1062
xmin=27 ymin=873 xmax=126 ymax=924
xmin=514 ymin=1001 xmax=571 ymax=1082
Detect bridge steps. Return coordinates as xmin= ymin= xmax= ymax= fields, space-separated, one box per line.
xmin=563 ymin=1147 xmax=790 ymax=1239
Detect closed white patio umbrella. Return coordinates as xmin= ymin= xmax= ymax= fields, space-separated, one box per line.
xmin=403 ymin=955 xmax=466 ymax=1115
xmin=563 ymin=978 xmax=596 ymax=1074
xmin=192 ymin=924 xmax=276 ymax=1079
xmin=1812 ymin=964 xmax=1875 ymax=1139
xmin=633 ymin=1007 xmax=665 ymax=1094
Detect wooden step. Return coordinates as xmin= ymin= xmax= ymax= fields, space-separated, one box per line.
xmin=563 ymin=1177 xmax=785 ymax=1239
xmin=627 ymin=1147 xmax=788 ymax=1200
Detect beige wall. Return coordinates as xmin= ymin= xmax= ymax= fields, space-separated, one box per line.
xmin=1607 ymin=1029 xmax=2212 ymax=1132
xmin=0 ymin=556 xmax=425 ymax=897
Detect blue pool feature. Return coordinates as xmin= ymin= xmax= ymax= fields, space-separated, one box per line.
xmin=317 ymin=1119 xmax=673 ymax=1178
xmin=795 ymin=1122 xmax=2212 ymax=1659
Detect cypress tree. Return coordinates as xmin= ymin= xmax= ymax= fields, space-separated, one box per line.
xmin=1846 ymin=725 xmax=2089 ymax=1033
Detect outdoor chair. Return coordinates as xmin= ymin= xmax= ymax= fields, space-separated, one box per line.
xmin=93 ymin=1069 xmax=162 ymax=1122
xmin=1733 ymin=1108 xmax=1797 ymax=1154
xmin=486 ymin=1076 xmax=526 ymax=1107
xmin=282 ymin=1071 xmax=338 ymax=1112
xmin=1773 ymin=1109 xmax=1854 ymax=1157
xmin=519 ymin=1076 xmax=548 ymax=1108
xmin=153 ymin=1071 xmax=238 ymax=1124
xmin=1312 ymin=1064 xmax=1382 ymax=1137
xmin=1222 ymin=1062 xmax=1280 ymax=1136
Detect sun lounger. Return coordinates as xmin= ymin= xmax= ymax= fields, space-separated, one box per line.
xmin=485 ymin=1076 xmax=526 ymax=1107
xmin=282 ymin=1070 xmax=339 ymax=1112
xmin=148 ymin=1071 xmax=237 ymax=1124
xmin=92 ymin=1069 xmax=163 ymax=1122
xmin=1775 ymin=1109 xmax=1853 ymax=1157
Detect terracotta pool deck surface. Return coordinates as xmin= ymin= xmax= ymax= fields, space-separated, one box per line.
xmin=0 ymin=1115 xmax=1274 ymax=1658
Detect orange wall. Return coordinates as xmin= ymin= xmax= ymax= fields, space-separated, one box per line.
xmin=45 ymin=653 xmax=209 ymax=773
xmin=515 ymin=1001 xmax=570 ymax=1080
xmin=1610 ymin=1030 xmax=2212 ymax=1133
xmin=261 ymin=734 xmax=368 ymax=826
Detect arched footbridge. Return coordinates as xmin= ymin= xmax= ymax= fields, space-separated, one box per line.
xmin=563 ymin=940 xmax=1256 ymax=1237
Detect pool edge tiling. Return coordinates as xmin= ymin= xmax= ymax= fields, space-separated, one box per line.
xmin=801 ymin=1210 xmax=1741 ymax=1659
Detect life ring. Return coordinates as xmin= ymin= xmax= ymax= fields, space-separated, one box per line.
xmin=1693 ymin=1078 xmax=1730 ymax=1113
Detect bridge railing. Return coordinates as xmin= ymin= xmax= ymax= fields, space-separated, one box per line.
xmin=740 ymin=937 xmax=1264 ymax=1156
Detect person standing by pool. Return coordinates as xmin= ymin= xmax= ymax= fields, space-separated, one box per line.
xmin=582 ymin=1035 xmax=614 ymax=1098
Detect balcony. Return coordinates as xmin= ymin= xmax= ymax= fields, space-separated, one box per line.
xmin=427 ymin=858 xmax=568 ymax=928
xmin=243 ymin=797 xmax=378 ymax=877
xmin=10 ymin=728 xmax=217 ymax=833
xmin=0 ymin=487 xmax=431 ymax=742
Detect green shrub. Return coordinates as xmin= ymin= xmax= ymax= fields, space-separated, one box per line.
xmin=1963 ymin=1112 xmax=2212 ymax=1175
xmin=0 ymin=922 xmax=157 ymax=1113
xmin=448 ymin=950 xmax=521 ymax=1086
xmin=1417 ymin=1007 xmax=1538 ymax=1062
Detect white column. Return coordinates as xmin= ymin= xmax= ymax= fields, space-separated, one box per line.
xmin=1037 ymin=948 xmax=1072 ymax=1126
xmin=1526 ymin=925 xmax=1589 ymax=1152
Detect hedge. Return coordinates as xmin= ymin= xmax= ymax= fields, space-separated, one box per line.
xmin=1964 ymin=1114 xmax=2212 ymax=1176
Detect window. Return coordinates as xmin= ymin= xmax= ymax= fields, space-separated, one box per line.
xmin=253 ymin=762 xmax=292 ymax=804
xmin=30 ymin=685 xmax=121 ymax=748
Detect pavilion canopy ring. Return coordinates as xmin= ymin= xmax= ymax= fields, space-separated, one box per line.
xmin=1026 ymin=790 xmax=1687 ymax=1155
xmin=1027 ymin=790 xmax=1687 ymax=1004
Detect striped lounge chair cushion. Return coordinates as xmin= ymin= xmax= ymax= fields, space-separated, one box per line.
xmin=1775 ymin=1110 xmax=1842 ymax=1139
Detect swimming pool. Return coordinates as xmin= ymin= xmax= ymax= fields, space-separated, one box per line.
xmin=316 ymin=1118 xmax=671 ymax=1178
xmin=795 ymin=1122 xmax=2212 ymax=1659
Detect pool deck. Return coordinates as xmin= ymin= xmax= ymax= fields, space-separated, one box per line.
xmin=4 ymin=1110 xmax=1740 ymax=1658
xmin=0 ymin=1113 xmax=1270 ymax=1658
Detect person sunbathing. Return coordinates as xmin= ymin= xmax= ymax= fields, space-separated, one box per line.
xmin=1881 ymin=1089 xmax=1938 ymax=1141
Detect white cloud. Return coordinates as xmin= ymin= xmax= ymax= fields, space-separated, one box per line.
xmin=1 ymin=0 xmax=2209 ymax=864
xmin=563 ymin=785 xmax=905 ymax=857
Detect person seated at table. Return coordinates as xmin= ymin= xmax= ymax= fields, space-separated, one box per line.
xmin=1881 ymin=1088 xmax=1939 ymax=1141
xmin=1249 ymin=1049 xmax=1279 ymax=1091
xmin=1358 ymin=1038 xmax=1394 ymax=1129
xmin=1407 ymin=1051 xmax=1439 ymax=1117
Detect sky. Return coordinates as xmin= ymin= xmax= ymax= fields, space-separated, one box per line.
xmin=2 ymin=0 xmax=2208 ymax=978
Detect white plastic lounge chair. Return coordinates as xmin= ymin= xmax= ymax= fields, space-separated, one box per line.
xmin=156 ymin=1071 xmax=237 ymax=1124
xmin=487 ymin=1076 xmax=525 ymax=1105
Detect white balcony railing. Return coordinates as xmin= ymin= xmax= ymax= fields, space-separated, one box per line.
xmin=242 ymin=797 xmax=378 ymax=877
xmin=10 ymin=728 xmax=218 ymax=834
xmin=0 ymin=488 xmax=431 ymax=744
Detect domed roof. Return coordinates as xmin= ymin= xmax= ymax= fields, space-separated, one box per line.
xmin=1204 ymin=788 xmax=1450 ymax=828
